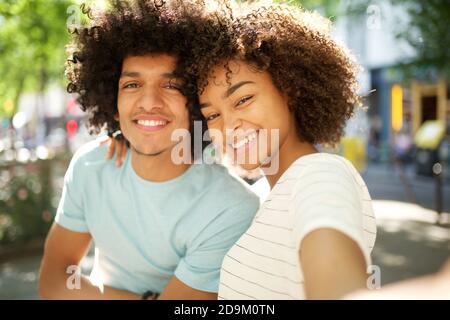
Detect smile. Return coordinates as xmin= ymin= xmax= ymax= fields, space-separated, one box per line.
xmin=133 ymin=118 xmax=169 ymax=132
xmin=136 ymin=119 xmax=167 ymax=127
xmin=231 ymin=131 xmax=258 ymax=150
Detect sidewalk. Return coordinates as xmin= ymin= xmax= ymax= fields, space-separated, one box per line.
xmin=362 ymin=162 xmax=450 ymax=213
xmin=359 ymin=162 xmax=450 ymax=284
xmin=371 ymin=200 xmax=450 ymax=285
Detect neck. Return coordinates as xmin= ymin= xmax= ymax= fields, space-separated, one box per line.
xmin=263 ymin=135 xmax=318 ymax=189
xmin=131 ymin=147 xmax=191 ymax=182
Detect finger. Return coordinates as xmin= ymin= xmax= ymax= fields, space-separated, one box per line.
xmin=99 ymin=135 xmax=110 ymax=145
xmin=440 ymin=258 xmax=450 ymax=276
xmin=106 ymin=138 xmax=116 ymax=160
xmin=115 ymin=141 xmax=123 ymax=166
xmin=119 ymin=143 xmax=128 ymax=165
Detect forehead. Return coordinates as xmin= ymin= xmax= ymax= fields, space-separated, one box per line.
xmin=121 ymin=54 xmax=177 ymax=73
xmin=210 ymin=60 xmax=255 ymax=83
xmin=201 ymin=60 xmax=270 ymax=98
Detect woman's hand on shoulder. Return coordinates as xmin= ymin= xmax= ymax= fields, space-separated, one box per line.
xmin=99 ymin=134 xmax=128 ymax=167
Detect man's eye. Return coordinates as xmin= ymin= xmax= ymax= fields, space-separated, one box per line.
xmin=163 ymin=83 xmax=182 ymax=91
xmin=123 ymin=83 xmax=139 ymax=89
xmin=236 ymin=96 xmax=253 ymax=107
xmin=205 ymin=113 xmax=219 ymax=122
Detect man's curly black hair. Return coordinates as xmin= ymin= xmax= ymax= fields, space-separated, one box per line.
xmin=65 ymin=0 xmax=232 ymax=151
xmin=187 ymin=1 xmax=362 ymax=147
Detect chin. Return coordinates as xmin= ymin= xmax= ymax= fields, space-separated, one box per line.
xmin=132 ymin=144 xmax=164 ymax=156
xmin=238 ymin=162 xmax=262 ymax=171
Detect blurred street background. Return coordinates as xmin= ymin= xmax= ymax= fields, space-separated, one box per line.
xmin=1 ymin=0 xmax=449 ymax=299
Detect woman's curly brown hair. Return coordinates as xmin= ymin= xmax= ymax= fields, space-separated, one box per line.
xmin=189 ymin=0 xmax=362 ymax=146
xmin=65 ymin=0 xmax=232 ymax=149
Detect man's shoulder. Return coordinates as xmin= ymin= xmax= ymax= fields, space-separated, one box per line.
xmin=196 ymin=164 xmax=260 ymax=215
xmin=201 ymin=164 xmax=258 ymax=195
xmin=68 ymin=138 xmax=110 ymax=174
xmin=183 ymin=165 xmax=260 ymax=246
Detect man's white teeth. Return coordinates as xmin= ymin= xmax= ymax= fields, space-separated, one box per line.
xmin=137 ymin=120 xmax=167 ymax=127
xmin=232 ymin=132 xmax=257 ymax=149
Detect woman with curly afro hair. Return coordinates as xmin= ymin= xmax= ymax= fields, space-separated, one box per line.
xmin=191 ymin=1 xmax=378 ymax=300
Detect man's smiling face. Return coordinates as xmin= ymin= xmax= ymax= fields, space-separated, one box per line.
xmin=117 ymin=54 xmax=190 ymax=157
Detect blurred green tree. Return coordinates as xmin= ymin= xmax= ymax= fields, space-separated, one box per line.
xmin=391 ymin=0 xmax=450 ymax=80
xmin=0 ymin=0 xmax=75 ymax=247
xmin=291 ymin=0 xmax=341 ymax=19
xmin=0 ymin=0 xmax=74 ymax=119
xmin=341 ymin=0 xmax=450 ymax=81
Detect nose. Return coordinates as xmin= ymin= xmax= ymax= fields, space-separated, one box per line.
xmin=137 ymin=86 xmax=165 ymax=112
xmin=223 ymin=113 xmax=243 ymax=140
xmin=223 ymin=111 xmax=243 ymax=131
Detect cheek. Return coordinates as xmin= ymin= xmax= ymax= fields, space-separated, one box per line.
xmin=116 ymin=103 xmax=126 ymax=122
xmin=266 ymin=118 xmax=290 ymax=145
xmin=117 ymin=94 xmax=132 ymax=116
xmin=204 ymin=122 xmax=225 ymax=150
xmin=267 ymin=101 xmax=291 ymax=131
xmin=176 ymin=105 xmax=190 ymax=129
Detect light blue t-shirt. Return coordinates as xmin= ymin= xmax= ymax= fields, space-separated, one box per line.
xmin=55 ymin=140 xmax=259 ymax=294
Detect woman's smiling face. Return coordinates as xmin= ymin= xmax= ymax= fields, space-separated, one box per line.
xmin=199 ymin=60 xmax=298 ymax=171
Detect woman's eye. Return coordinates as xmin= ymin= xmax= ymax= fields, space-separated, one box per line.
xmin=236 ymin=96 xmax=253 ymax=107
xmin=205 ymin=113 xmax=219 ymax=122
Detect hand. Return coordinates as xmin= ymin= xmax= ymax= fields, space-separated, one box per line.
xmin=343 ymin=258 xmax=450 ymax=300
xmin=434 ymin=258 xmax=450 ymax=296
xmin=99 ymin=135 xmax=128 ymax=167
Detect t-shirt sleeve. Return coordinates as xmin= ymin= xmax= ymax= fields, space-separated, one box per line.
xmin=54 ymin=151 xmax=89 ymax=233
xmin=291 ymin=161 xmax=372 ymax=268
xmin=174 ymin=197 xmax=259 ymax=293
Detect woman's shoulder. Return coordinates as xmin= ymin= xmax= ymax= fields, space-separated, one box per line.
xmin=285 ymin=152 xmax=357 ymax=180
xmin=281 ymin=152 xmax=368 ymax=199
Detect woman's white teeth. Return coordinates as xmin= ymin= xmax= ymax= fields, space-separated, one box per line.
xmin=137 ymin=120 xmax=167 ymax=127
xmin=232 ymin=132 xmax=257 ymax=149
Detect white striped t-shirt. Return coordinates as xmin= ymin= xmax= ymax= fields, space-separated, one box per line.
xmin=218 ymin=153 xmax=377 ymax=300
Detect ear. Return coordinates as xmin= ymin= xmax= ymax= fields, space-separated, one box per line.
xmin=114 ymin=113 xmax=119 ymax=121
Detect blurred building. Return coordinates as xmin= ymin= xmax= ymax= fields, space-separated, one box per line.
xmin=332 ymin=1 xmax=450 ymax=163
xmin=2 ymin=86 xmax=92 ymax=160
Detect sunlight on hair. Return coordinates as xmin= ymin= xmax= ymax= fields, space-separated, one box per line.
xmin=233 ymin=0 xmax=332 ymax=36
xmin=75 ymin=0 xmax=108 ymax=10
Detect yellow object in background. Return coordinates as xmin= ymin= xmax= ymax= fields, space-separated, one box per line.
xmin=414 ymin=120 xmax=445 ymax=150
xmin=391 ymin=84 xmax=403 ymax=132
xmin=3 ymin=99 xmax=14 ymax=115
xmin=340 ymin=137 xmax=367 ymax=173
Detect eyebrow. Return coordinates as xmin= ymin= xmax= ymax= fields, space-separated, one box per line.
xmin=200 ymin=80 xmax=255 ymax=109
xmin=120 ymin=71 xmax=140 ymax=78
xmin=223 ymin=81 xmax=254 ymax=99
